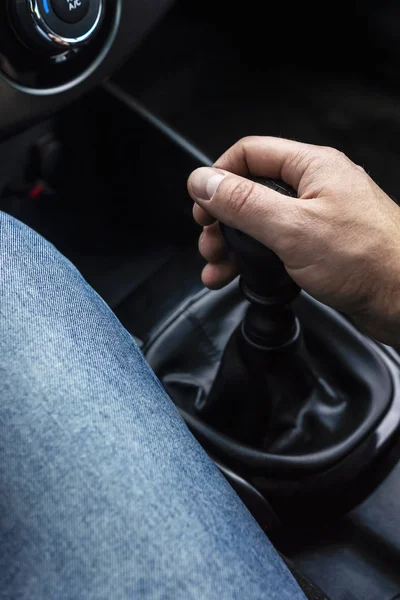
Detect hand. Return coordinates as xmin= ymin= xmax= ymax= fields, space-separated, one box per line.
xmin=187 ymin=136 xmax=400 ymax=345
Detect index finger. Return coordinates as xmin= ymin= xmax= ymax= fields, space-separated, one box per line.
xmin=193 ymin=203 xmax=216 ymax=227
xmin=214 ymin=136 xmax=321 ymax=191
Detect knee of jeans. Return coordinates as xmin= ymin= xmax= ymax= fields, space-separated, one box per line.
xmin=1 ymin=207 xmax=72 ymax=263
xmin=0 ymin=210 xmax=94 ymax=326
xmin=0 ymin=210 xmax=141 ymax=373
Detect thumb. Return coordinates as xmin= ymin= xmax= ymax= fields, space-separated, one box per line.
xmin=187 ymin=167 xmax=293 ymax=250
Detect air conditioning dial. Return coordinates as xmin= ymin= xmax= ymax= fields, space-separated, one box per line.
xmin=9 ymin=0 xmax=104 ymax=53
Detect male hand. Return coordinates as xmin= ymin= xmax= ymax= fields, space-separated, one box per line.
xmin=187 ymin=136 xmax=400 ymax=345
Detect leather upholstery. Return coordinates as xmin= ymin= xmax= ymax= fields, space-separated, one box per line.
xmin=146 ymin=281 xmax=392 ymax=478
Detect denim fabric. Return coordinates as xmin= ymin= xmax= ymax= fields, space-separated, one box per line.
xmin=0 ymin=211 xmax=305 ymax=599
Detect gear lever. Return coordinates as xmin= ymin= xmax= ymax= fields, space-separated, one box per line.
xmin=220 ymin=178 xmax=300 ymax=350
xmin=147 ymin=172 xmax=399 ymax=507
xmin=195 ymin=177 xmax=322 ymax=452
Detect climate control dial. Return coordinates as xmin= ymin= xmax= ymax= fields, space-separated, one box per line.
xmin=9 ymin=0 xmax=103 ymax=53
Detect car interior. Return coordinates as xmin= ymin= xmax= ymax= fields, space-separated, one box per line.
xmin=2 ymin=1 xmax=400 ymax=598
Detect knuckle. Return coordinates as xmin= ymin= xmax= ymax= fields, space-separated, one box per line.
xmin=215 ymin=136 xmax=260 ymax=170
xmin=237 ymin=135 xmax=259 ymax=147
xmin=198 ymin=230 xmax=206 ymax=253
xmin=225 ymin=179 xmax=258 ymax=217
xmin=321 ymin=146 xmax=349 ymax=166
xmin=354 ymin=163 xmax=367 ymax=175
xmin=323 ymin=146 xmax=343 ymax=158
xmin=230 ymin=135 xmax=260 ymax=159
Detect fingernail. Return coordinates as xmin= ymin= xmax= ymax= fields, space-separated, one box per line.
xmin=190 ymin=168 xmax=225 ymax=201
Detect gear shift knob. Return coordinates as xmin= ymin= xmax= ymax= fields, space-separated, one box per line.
xmin=220 ymin=178 xmax=300 ymax=305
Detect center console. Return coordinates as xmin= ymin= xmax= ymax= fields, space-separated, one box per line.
xmin=143 ymin=176 xmax=400 ymax=522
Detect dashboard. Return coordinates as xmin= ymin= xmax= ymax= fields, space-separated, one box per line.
xmin=0 ymin=0 xmax=174 ymax=141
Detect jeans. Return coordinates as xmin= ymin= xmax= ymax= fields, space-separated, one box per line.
xmin=0 ymin=211 xmax=305 ymax=599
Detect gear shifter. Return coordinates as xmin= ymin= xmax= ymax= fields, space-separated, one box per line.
xmin=195 ymin=178 xmax=343 ymax=453
xmin=220 ymin=178 xmax=300 ymax=350
xmin=146 ymin=175 xmax=400 ymax=515
xmin=137 ymin=139 xmax=400 ymax=590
